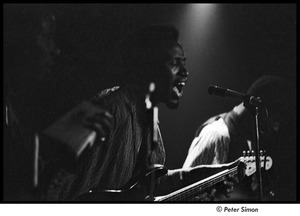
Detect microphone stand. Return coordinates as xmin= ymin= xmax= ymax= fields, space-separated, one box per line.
xmin=208 ymin=85 xmax=264 ymax=200
xmin=145 ymin=82 xmax=159 ymax=200
xmin=244 ymin=97 xmax=263 ymax=201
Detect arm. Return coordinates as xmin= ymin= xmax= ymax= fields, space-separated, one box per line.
xmin=183 ymin=117 xmax=231 ymax=168
xmin=154 ymin=114 xmax=239 ymax=199
xmin=154 ymin=160 xmax=240 ymax=199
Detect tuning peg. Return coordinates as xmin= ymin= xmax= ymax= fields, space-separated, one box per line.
xmin=242 ymin=151 xmax=246 ymax=157
xmin=247 ymin=150 xmax=250 ymax=156
xmin=249 ymin=150 xmax=255 ymax=161
xmin=260 ymin=150 xmax=264 ymax=156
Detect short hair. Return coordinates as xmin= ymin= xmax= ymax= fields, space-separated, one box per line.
xmin=120 ymin=25 xmax=180 ymax=85
xmin=246 ymin=75 xmax=295 ymax=121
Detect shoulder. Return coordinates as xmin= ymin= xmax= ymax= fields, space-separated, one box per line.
xmin=91 ymin=86 xmax=120 ymax=102
xmin=90 ymin=86 xmax=132 ymax=123
xmin=195 ymin=113 xmax=227 ymax=137
xmin=90 ymin=86 xmax=122 ymax=108
xmin=184 ymin=116 xmax=231 ymax=167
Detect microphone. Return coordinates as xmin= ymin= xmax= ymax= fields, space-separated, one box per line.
xmin=208 ymin=85 xmax=262 ymax=106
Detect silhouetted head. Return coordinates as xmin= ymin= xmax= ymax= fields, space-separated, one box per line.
xmin=246 ymin=75 xmax=295 ymax=135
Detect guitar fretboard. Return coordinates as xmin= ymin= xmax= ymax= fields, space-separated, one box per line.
xmin=156 ymin=166 xmax=238 ymax=201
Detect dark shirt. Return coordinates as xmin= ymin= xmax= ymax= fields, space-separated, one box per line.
xmin=54 ymin=86 xmax=166 ymax=201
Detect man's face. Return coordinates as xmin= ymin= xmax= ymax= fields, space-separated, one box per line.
xmin=154 ymin=42 xmax=188 ymax=109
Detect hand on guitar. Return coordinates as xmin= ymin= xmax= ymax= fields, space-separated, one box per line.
xmin=190 ymin=174 xmax=239 ymax=201
xmin=189 ymin=189 xmax=217 ymax=201
xmin=214 ymin=174 xmax=239 ymax=199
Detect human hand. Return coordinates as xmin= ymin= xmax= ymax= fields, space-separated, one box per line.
xmin=190 ymin=174 xmax=239 ymax=202
xmin=83 ymin=110 xmax=113 ymax=143
xmin=215 ymin=174 xmax=239 ymax=198
xmin=189 ymin=188 xmax=217 ymax=201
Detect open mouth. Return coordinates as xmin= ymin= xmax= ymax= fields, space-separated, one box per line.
xmin=173 ymin=80 xmax=186 ymax=98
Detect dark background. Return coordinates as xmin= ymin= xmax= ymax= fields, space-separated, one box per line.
xmin=4 ymin=4 xmax=296 ymax=169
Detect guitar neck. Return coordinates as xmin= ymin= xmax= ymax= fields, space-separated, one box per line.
xmin=75 ymin=154 xmax=271 ymax=202
xmin=156 ymin=166 xmax=238 ymax=201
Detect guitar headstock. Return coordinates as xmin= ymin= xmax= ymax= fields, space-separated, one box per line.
xmin=240 ymin=150 xmax=273 ymax=176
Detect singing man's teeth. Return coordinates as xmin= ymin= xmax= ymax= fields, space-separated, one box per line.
xmin=177 ymin=82 xmax=186 ymax=87
xmin=175 ymin=82 xmax=185 ymax=92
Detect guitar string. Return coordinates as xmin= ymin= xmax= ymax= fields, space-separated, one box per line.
xmin=159 ymin=166 xmax=238 ymax=201
xmin=167 ymin=168 xmax=238 ymax=201
xmin=170 ymin=168 xmax=238 ymax=201
xmin=160 ymin=157 xmax=270 ymax=201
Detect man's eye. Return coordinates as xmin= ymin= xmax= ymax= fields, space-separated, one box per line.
xmin=170 ymin=60 xmax=179 ymax=67
xmin=170 ymin=61 xmax=177 ymax=66
xmin=169 ymin=58 xmax=186 ymax=66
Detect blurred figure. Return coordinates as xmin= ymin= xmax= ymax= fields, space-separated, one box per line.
xmin=3 ymin=5 xmax=112 ymax=201
xmin=183 ymin=76 xmax=296 ymax=201
xmin=4 ymin=5 xmax=61 ymax=201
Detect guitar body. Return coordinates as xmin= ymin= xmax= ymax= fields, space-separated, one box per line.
xmin=75 ymin=165 xmax=168 ymax=202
